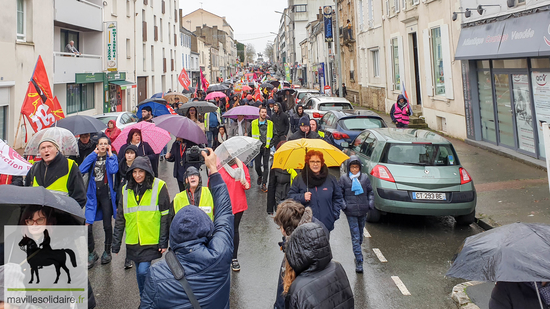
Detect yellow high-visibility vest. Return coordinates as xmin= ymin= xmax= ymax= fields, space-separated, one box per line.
xmin=33 ymin=159 xmax=75 ymax=194
xmin=251 ymin=119 xmax=274 ymax=148
xmin=173 ymin=187 xmax=214 ymax=221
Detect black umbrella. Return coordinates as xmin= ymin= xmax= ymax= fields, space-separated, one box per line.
xmin=270 ymin=80 xmax=281 ymax=88
xmin=447 ymin=222 xmax=550 ymax=282
xmin=0 ymin=185 xmax=85 ymax=219
xmin=138 ymin=98 xmax=168 ymax=105
xmin=207 ymin=84 xmax=229 ymax=93
xmin=260 ymin=83 xmax=275 ymax=90
xmin=180 ymin=101 xmax=218 ymax=115
xmin=182 ymin=87 xmax=196 ymax=94
xmin=54 ymin=115 xmax=106 ymax=136
xmin=275 ymin=88 xmax=296 ymax=96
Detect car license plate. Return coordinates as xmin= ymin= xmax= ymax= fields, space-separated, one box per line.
xmin=412 ymin=192 xmax=446 ymax=200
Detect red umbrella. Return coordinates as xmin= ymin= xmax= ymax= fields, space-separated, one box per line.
xmin=112 ymin=122 xmax=171 ymax=154
xmin=205 ymin=92 xmax=227 ymax=100
xmin=241 ymin=85 xmax=252 ymax=92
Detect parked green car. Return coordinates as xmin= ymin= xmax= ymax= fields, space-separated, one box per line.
xmin=340 ymin=128 xmax=476 ymax=225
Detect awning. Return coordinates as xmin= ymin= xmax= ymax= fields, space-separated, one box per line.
xmin=109 ymin=80 xmax=135 ymax=86
xmin=455 ymin=11 xmax=550 ymax=60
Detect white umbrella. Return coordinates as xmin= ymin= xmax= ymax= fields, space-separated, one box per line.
xmin=24 ymin=127 xmax=79 ymax=156
xmin=214 ymin=136 xmax=262 ymax=169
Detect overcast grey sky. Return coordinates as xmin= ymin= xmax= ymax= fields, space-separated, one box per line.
xmin=180 ymin=0 xmax=287 ymax=58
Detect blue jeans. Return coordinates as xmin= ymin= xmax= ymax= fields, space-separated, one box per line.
xmin=346 ymin=215 xmax=366 ymax=262
xmin=136 ymin=261 xmax=151 ymax=297
xmin=160 ymin=145 xmax=167 ymax=156
xmin=206 ymin=127 xmax=218 ymax=148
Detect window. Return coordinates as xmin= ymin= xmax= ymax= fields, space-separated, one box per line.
xmin=111 ymin=0 xmax=117 ymax=15
xmin=60 ymin=29 xmax=79 ymax=53
xmin=17 ymin=0 xmax=25 ymax=41
xmin=391 ymin=38 xmax=400 ymax=90
xmin=411 ymin=0 xmax=419 ymax=5
xmin=431 ymin=27 xmax=445 ymax=95
xmin=362 ymin=135 xmax=377 ymax=158
xmin=66 ymin=84 xmax=94 ymax=114
xmin=392 ymin=0 xmax=399 ymax=14
xmin=352 ymin=131 xmax=370 ymax=152
xmin=371 ymin=49 xmax=380 ymax=77
xmin=126 ymin=0 xmax=131 ymax=17
xmin=367 ymin=0 xmax=374 ymax=27
xmin=294 ymin=5 xmax=306 ymax=12
xmin=151 ymin=45 xmax=155 ymax=71
xmin=160 ymin=18 xmax=163 ymax=42
xmin=381 ymin=143 xmax=459 ymax=166
xmin=126 ymin=39 xmax=131 ymax=59
xmin=358 ymin=0 xmax=364 ymax=31
xmin=0 ymin=105 xmax=6 ymax=141
xmin=142 ymin=44 xmax=146 ymax=70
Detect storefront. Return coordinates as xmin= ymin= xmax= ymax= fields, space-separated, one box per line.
xmin=457 ymin=11 xmax=550 ymax=159
xmin=107 ymin=72 xmax=135 ymax=113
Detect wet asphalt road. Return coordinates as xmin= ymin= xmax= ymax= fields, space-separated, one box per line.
xmin=89 ymin=156 xmax=483 ymax=308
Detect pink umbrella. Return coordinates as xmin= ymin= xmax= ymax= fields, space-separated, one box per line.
xmin=241 ymin=85 xmax=252 ymax=92
xmin=112 ymin=121 xmax=171 ymax=154
xmin=205 ymin=92 xmax=227 ymax=100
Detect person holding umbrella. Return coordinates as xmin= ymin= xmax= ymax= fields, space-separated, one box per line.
xmin=229 ymin=115 xmax=251 ymax=138
xmin=165 ymin=138 xmax=201 ymax=192
xmin=117 ymin=128 xmax=159 ymax=177
xmin=79 ymin=137 xmax=119 ymax=269
xmin=112 ymin=156 xmax=170 ymax=299
xmin=73 ymin=133 xmax=97 ymax=166
xmin=24 ymin=137 xmax=87 ymax=208
xmin=287 ymin=150 xmax=345 ymax=232
xmin=186 ymin=106 xmax=205 ymax=133
xmin=250 ymin=106 xmax=273 ymax=192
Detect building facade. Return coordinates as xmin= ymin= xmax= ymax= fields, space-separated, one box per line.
xmin=457 ymin=0 xmax=550 ymax=160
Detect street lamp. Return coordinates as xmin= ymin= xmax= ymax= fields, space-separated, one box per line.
xmin=274 ymin=11 xmax=293 ymax=22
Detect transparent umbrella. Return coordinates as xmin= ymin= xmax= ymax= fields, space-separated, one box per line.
xmin=24 ymin=127 xmax=79 ymax=156
xmin=214 ymin=136 xmax=262 ymax=169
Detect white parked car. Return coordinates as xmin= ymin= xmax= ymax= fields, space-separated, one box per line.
xmin=92 ymin=112 xmax=138 ymax=132
xmin=303 ymin=96 xmax=354 ymax=119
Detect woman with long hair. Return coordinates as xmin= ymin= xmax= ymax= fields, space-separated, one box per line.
xmin=186 ymin=106 xmax=205 ymax=133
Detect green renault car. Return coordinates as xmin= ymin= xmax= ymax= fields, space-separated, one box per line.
xmin=341 ymin=128 xmax=476 ymax=225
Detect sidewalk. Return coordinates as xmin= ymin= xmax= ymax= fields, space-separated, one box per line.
xmin=367 ymin=108 xmax=550 ymax=309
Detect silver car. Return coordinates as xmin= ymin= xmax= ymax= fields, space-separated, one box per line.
xmin=92 ymin=112 xmax=138 ymax=132
xmin=303 ymin=96 xmax=354 ymax=120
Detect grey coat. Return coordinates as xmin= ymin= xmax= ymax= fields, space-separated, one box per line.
xmin=228 ymin=119 xmax=251 ymax=138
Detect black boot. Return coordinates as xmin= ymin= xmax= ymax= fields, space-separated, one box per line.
xmin=124 ymin=258 xmax=133 ymax=270
xmin=88 ymin=251 xmax=99 ymax=269
xmin=101 ymin=245 xmax=112 ymax=264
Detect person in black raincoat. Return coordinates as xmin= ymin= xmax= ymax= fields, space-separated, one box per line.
xmin=117 ymin=128 xmax=159 ymax=177
xmin=165 ymin=138 xmax=201 ymax=192
xmin=267 ymin=141 xmax=297 ymax=215
xmin=290 ymin=105 xmax=306 ymax=133
xmin=71 ymin=133 xmax=96 ymax=166
xmin=112 ymin=156 xmax=170 ymax=299
xmin=339 ymin=155 xmax=374 ymax=273
xmin=283 ymin=222 xmax=354 ymax=308
xmin=288 ymin=116 xmax=320 ymax=141
xmin=287 ymin=150 xmax=344 ymax=232
xmin=270 ymin=103 xmax=290 ymax=148
xmin=489 ymin=282 xmax=550 ymax=309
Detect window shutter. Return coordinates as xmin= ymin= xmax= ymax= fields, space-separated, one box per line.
xmin=388 ymin=39 xmax=394 ymax=89
xmin=398 ymin=35 xmax=405 ymax=90
xmin=440 ymin=24 xmax=454 ymax=99
xmin=422 ymin=29 xmax=433 ymax=97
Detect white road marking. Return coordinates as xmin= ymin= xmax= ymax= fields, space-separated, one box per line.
xmin=363 ymin=227 xmax=371 ymax=238
xmin=391 ymin=276 xmax=412 ymax=295
xmin=372 ymin=248 xmax=387 ymax=262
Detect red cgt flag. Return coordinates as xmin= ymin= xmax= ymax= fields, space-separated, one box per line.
xmin=178 ymin=67 xmax=191 ymax=91
xmin=200 ymin=68 xmax=210 ymax=91
xmin=21 ymin=56 xmax=65 ymax=132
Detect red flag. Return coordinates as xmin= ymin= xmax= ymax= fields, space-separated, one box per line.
xmin=200 ymin=68 xmax=210 ymax=91
xmin=178 ymin=67 xmax=191 ymax=91
xmin=21 ymin=56 xmax=65 ymax=132
xmin=165 ymin=104 xmax=178 ymax=115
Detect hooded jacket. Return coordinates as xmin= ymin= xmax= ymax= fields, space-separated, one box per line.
xmin=338 ymin=155 xmax=374 ymax=217
xmin=73 ymin=138 xmax=96 ymax=166
xmin=139 ymin=172 xmax=234 ymax=309
xmin=288 ymin=116 xmax=320 ymax=141
xmin=390 ymin=94 xmax=412 ymax=124
xmin=112 ymin=156 xmax=170 ymax=263
xmin=284 ymin=223 xmax=354 ymax=309
xmin=218 ymin=163 xmax=251 ymax=214
xmin=79 ymin=151 xmax=119 ymax=224
xmin=270 ymin=103 xmax=290 ymax=136
xmin=290 ymin=104 xmax=306 ymax=133
xmin=489 ymin=282 xmax=550 ymax=309
xmin=24 ymin=152 xmax=87 ymax=208
xmin=287 ymin=165 xmax=344 ymax=231
xmin=267 ymin=168 xmax=293 ymax=214
xmin=105 ymin=120 xmax=121 ymax=143
xmin=165 ymin=140 xmax=201 ymax=183
xmin=117 ymin=128 xmax=158 ymax=177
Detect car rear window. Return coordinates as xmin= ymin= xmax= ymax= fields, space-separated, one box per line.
xmin=298 ymin=91 xmax=317 ymax=99
xmin=96 ymin=116 xmax=117 ymax=125
xmin=339 ymin=117 xmax=384 ymax=130
xmin=318 ymin=103 xmax=353 ymax=111
xmin=380 ymin=143 xmax=459 ymax=166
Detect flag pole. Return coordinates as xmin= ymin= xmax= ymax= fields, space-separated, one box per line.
xmin=12 ymin=114 xmax=23 ymax=148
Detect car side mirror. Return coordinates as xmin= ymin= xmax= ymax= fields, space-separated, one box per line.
xmin=341 ymin=142 xmax=349 ymax=148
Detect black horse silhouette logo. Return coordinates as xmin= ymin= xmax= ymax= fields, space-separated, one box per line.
xmin=18 ymin=229 xmax=77 ymax=284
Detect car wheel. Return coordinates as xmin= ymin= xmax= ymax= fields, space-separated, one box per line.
xmin=455 ymin=210 xmax=476 ymax=226
xmin=366 ymin=208 xmax=382 ymax=223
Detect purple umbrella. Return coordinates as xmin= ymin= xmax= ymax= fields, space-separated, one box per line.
xmin=222 ymin=105 xmax=261 ymax=120
xmin=152 ymin=114 xmax=207 ymax=145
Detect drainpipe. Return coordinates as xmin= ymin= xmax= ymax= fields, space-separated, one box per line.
xmin=334 ymin=1 xmax=343 ymax=97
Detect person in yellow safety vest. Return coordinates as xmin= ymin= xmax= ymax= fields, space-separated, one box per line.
xmin=170 ymin=166 xmax=214 ymax=221
xmin=310 ymin=119 xmax=325 ymax=138
xmin=250 ymin=106 xmax=273 ymax=193
xmin=112 ymin=156 xmax=171 ymax=298
xmin=24 ymin=137 xmax=87 ymax=208
xmin=267 ymin=141 xmax=297 ymax=215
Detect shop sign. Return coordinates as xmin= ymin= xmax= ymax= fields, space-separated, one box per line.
xmin=533 ymin=72 xmax=550 ymax=157
xmin=323 ymin=6 xmax=333 ymax=43
xmin=107 ymin=72 xmax=126 ymax=81
xmin=75 ymin=72 xmax=105 ymax=84
xmin=106 ymin=22 xmax=118 ymax=72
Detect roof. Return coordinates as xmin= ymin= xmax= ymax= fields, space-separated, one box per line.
xmin=330 ymin=110 xmax=382 ymax=119
xmin=181 ymin=8 xmax=234 ymax=31
xmin=370 ymin=128 xmax=451 ymax=144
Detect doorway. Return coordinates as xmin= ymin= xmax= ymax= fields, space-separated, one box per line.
xmin=492 ymin=72 xmax=536 ymax=155
xmin=411 ymin=32 xmax=422 ymax=105
xmin=137 ymin=77 xmax=148 ymax=104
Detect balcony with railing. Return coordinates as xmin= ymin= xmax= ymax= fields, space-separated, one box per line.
xmin=54 ymin=52 xmax=102 ymax=84
xmin=54 ymin=0 xmax=102 ymax=31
